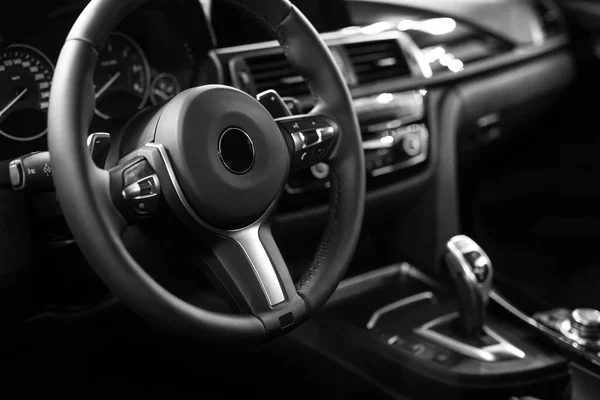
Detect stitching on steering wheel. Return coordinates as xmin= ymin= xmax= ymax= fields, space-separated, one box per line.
xmin=296 ymin=167 xmax=342 ymax=293
xmin=227 ymin=0 xmax=286 ymax=31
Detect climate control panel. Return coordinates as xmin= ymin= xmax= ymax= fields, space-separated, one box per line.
xmin=286 ymin=90 xmax=428 ymax=195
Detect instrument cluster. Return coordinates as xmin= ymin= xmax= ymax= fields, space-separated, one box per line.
xmin=0 ymin=31 xmax=189 ymax=144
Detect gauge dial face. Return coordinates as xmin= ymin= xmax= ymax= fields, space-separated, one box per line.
xmin=94 ymin=32 xmax=150 ymax=119
xmin=0 ymin=44 xmax=54 ymax=141
xmin=150 ymin=73 xmax=181 ymax=104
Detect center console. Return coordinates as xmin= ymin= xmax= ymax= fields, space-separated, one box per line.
xmin=287 ymin=236 xmax=572 ymax=400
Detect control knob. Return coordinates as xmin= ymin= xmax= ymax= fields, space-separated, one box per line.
xmin=570 ymin=308 xmax=600 ymax=339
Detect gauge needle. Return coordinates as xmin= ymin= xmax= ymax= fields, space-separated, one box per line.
xmin=0 ymin=88 xmax=28 ymax=118
xmin=94 ymin=71 xmax=122 ymax=100
xmin=153 ymin=89 xmax=170 ymax=101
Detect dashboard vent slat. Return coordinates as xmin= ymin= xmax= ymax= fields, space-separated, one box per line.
xmin=240 ymin=52 xmax=310 ymax=98
xmin=344 ymin=39 xmax=412 ymax=84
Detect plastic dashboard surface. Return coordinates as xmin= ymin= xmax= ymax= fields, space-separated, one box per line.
xmin=347 ymin=0 xmax=561 ymax=46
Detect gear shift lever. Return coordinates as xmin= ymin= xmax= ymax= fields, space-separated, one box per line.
xmin=445 ymin=235 xmax=494 ymax=338
xmin=416 ymin=235 xmax=524 ymax=361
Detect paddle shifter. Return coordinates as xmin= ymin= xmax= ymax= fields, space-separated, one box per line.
xmin=445 ymin=235 xmax=494 ymax=338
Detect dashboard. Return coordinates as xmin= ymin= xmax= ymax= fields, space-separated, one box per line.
xmin=0 ymin=0 xmax=567 ymax=159
xmin=0 ymin=0 xmax=579 ymax=330
xmin=0 ymin=0 xmax=572 ymax=213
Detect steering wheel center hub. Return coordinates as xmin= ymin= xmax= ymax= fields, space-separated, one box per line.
xmin=218 ymin=127 xmax=256 ymax=175
xmin=154 ymin=85 xmax=290 ymax=229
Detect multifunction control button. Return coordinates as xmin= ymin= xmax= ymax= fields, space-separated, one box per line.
xmin=278 ymin=116 xmax=338 ymax=171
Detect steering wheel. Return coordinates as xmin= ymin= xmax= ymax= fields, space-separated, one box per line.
xmin=47 ymin=0 xmax=365 ymax=341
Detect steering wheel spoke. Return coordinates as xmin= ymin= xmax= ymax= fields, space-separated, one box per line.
xmin=275 ymin=114 xmax=340 ymax=171
xmin=203 ymin=220 xmax=306 ymax=335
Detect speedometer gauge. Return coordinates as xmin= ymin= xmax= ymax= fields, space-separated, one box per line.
xmin=94 ymin=32 xmax=150 ymax=119
xmin=0 ymin=44 xmax=53 ymax=141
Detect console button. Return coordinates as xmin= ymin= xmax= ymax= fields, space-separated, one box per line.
xmin=301 ymin=131 xmax=320 ymax=147
xmin=280 ymin=117 xmax=329 ymax=133
xmin=386 ymin=335 xmax=401 ymax=345
xmin=432 ymin=351 xmax=453 ymax=366
xmin=132 ymin=196 xmax=159 ymax=215
xmin=123 ymin=160 xmax=154 ymax=187
xmin=311 ymin=138 xmax=333 ymax=163
xmin=310 ymin=163 xmax=330 ymax=180
xmin=293 ymin=147 xmax=314 ymax=170
xmin=464 ymin=251 xmax=490 ymax=282
xmin=571 ymin=308 xmax=600 ymax=339
xmin=402 ymin=133 xmax=422 ymax=157
xmin=408 ymin=342 xmax=435 ymax=361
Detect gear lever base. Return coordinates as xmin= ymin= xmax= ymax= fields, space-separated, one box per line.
xmin=415 ymin=312 xmax=526 ymax=362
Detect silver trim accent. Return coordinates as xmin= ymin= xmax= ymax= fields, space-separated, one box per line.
xmin=317 ymin=126 xmax=335 ymax=140
xmin=572 ymin=308 xmax=600 ymax=328
xmin=362 ymin=138 xmax=395 ymax=151
xmin=490 ymin=290 xmax=538 ymax=326
xmin=228 ymin=224 xmax=285 ymax=306
xmin=366 ymin=291 xmax=436 ymax=330
xmin=298 ymin=132 xmax=307 ymax=148
xmin=445 ymin=235 xmax=493 ymax=337
xmin=279 ymin=117 xmax=336 ymax=155
xmin=122 ymin=174 xmax=160 ymax=200
xmin=415 ymin=313 xmax=526 ymax=362
xmin=145 ymin=143 xmax=286 ymax=307
xmin=557 ymin=319 xmax=597 ymax=348
xmin=8 ymin=159 xmax=24 ymax=190
xmin=290 ymin=132 xmax=303 ymax=152
xmin=553 ymin=310 xmax=600 ymax=349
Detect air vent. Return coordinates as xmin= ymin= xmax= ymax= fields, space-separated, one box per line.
xmin=242 ymin=52 xmax=310 ymax=98
xmin=531 ymin=0 xmax=565 ymax=37
xmin=344 ymin=39 xmax=412 ymax=84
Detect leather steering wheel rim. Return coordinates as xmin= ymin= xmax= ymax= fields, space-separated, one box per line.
xmin=48 ymin=0 xmax=365 ymax=341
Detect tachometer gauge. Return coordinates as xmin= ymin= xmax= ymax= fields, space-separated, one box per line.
xmin=0 ymin=44 xmax=53 ymax=141
xmin=94 ymin=32 xmax=150 ymax=119
xmin=150 ymin=73 xmax=181 ymax=104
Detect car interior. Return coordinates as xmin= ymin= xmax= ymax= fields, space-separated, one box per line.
xmin=2 ymin=0 xmax=600 ymax=398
